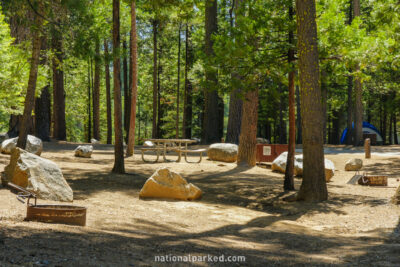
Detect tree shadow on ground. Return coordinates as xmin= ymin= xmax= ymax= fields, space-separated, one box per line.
xmin=362 ymin=157 xmax=400 ymax=178
xmin=1 ymin=213 xmax=398 ymax=266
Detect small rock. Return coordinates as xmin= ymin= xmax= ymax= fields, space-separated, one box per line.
xmin=207 ymin=143 xmax=238 ymax=163
xmin=143 ymin=141 xmax=154 ymax=147
xmin=139 ymin=167 xmax=202 ymax=200
xmin=256 ymin=137 xmax=269 ymax=144
xmin=74 ymin=145 xmax=93 ymax=158
xmin=90 ymin=138 xmax=100 ymax=144
xmin=345 ymin=158 xmax=363 ymax=171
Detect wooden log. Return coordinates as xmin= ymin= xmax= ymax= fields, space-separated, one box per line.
xmin=358 ymin=175 xmax=387 ymax=186
xmin=364 ymin=138 xmax=371 ymax=159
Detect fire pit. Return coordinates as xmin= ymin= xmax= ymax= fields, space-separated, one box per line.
xmin=8 ymin=182 xmax=87 ymax=226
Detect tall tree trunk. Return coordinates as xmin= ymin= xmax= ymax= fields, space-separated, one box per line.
xmin=127 ymin=0 xmax=138 ymax=157
xmin=152 ymin=19 xmax=158 ymax=138
xmin=87 ymin=60 xmax=92 ymax=143
xmin=112 ymin=0 xmax=125 ymax=173
xmin=295 ymin=0 xmax=327 ymax=202
xmin=353 ymin=0 xmax=363 ymax=146
xmin=237 ymin=89 xmax=258 ymax=167
xmin=226 ymin=0 xmax=243 ymax=145
xmin=123 ymin=39 xmax=130 ymax=140
xmin=346 ymin=1 xmax=353 ymax=145
xmin=52 ymin=27 xmax=66 ymax=140
xmin=176 ymin=23 xmax=182 ymax=138
xmin=93 ymin=41 xmax=101 ymax=141
xmin=17 ymin=0 xmax=43 ymax=149
xmin=35 ymin=86 xmax=51 ymax=141
xmin=296 ymin=85 xmax=302 ymax=144
xmin=157 ymin=46 xmax=162 ymax=137
xmin=182 ymin=24 xmax=193 ymax=139
xmin=104 ymin=40 xmax=112 ymax=144
xmin=346 ymin=76 xmax=353 ymax=145
xmin=284 ymin=2 xmax=296 ymax=191
xmin=204 ymin=0 xmax=222 ymax=144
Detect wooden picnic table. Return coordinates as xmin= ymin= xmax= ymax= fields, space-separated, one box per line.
xmin=141 ymin=139 xmax=205 ymax=163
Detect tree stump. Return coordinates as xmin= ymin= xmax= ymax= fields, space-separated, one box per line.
xmin=364 ymin=138 xmax=371 ymax=159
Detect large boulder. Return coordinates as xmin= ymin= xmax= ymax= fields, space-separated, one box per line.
xmin=74 ymin=145 xmax=93 ymax=158
xmin=393 ymin=186 xmax=400 ymax=205
xmin=207 ymin=143 xmax=238 ymax=163
xmin=139 ymin=168 xmax=202 ymax=200
xmin=1 ymin=135 xmax=43 ymax=156
xmin=345 ymin=158 xmax=363 ymax=171
xmin=3 ymin=148 xmax=73 ymax=202
xmin=272 ymin=152 xmax=335 ymax=182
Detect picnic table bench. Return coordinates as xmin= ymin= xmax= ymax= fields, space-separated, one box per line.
xmin=141 ymin=139 xmax=206 ymax=163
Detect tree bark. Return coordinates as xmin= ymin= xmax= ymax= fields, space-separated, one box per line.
xmin=93 ymin=41 xmax=101 ymax=141
xmin=295 ymin=0 xmax=327 ymax=202
xmin=226 ymin=0 xmax=243 ymax=145
xmin=35 ymin=86 xmax=51 ymax=141
xmin=123 ymin=39 xmax=130 ymax=140
xmin=182 ymin=24 xmax=193 ymax=139
xmin=104 ymin=39 xmax=112 ymax=144
xmin=284 ymin=2 xmax=296 ymax=191
xmin=112 ymin=0 xmax=125 ymax=173
xmin=17 ymin=1 xmax=43 ymax=149
xmin=237 ymin=89 xmax=258 ymax=167
xmin=152 ymin=19 xmax=158 ymax=138
xmin=127 ymin=0 xmax=138 ymax=157
xmin=204 ymin=0 xmax=222 ymax=144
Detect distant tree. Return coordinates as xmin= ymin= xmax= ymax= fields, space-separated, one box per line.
xmin=127 ymin=0 xmax=138 ymax=157
xmin=93 ymin=40 xmax=101 ymax=141
xmin=284 ymin=1 xmax=296 ymax=191
xmin=104 ymin=39 xmax=112 ymax=145
xmin=353 ymin=0 xmax=363 ymax=146
xmin=112 ymin=0 xmax=125 ymax=173
xmin=17 ymin=0 xmax=43 ymax=149
xmin=204 ymin=0 xmax=223 ymax=144
xmin=295 ymin=0 xmax=327 ymax=202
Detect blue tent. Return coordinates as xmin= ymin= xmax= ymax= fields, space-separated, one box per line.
xmin=340 ymin=122 xmax=383 ymax=144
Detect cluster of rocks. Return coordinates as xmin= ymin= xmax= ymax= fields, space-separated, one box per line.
xmin=1 ymin=135 xmax=43 ymax=155
xmin=272 ymin=152 xmax=335 ymax=182
xmin=1 ymin=135 xmax=73 ymax=202
xmin=2 ymin=147 xmax=73 ymax=202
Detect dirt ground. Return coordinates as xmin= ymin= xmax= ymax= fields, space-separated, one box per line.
xmin=1 ymin=142 xmax=400 ymax=266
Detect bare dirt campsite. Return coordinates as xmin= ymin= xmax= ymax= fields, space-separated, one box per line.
xmin=1 ymin=142 xmax=399 ymax=266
